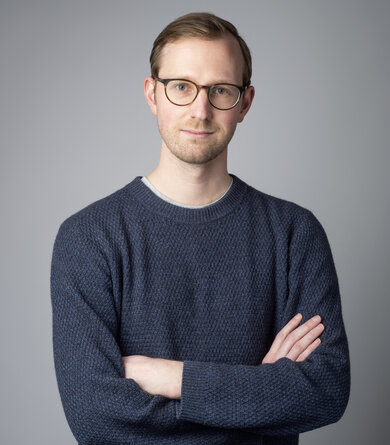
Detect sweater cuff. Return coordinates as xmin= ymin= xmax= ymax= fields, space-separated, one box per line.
xmin=175 ymin=360 xmax=211 ymax=423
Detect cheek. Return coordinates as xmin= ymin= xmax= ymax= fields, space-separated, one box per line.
xmin=157 ymin=109 xmax=174 ymax=129
xmin=156 ymin=103 xmax=185 ymax=131
xmin=219 ymin=114 xmax=239 ymax=134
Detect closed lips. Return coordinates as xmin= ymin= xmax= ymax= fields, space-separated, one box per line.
xmin=182 ymin=129 xmax=214 ymax=134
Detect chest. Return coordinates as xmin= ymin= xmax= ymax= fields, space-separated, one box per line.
xmin=117 ymin=219 xmax=288 ymax=364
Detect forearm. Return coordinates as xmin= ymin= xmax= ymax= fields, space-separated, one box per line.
xmin=122 ymin=313 xmax=325 ymax=402
xmin=122 ymin=355 xmax=184 ymax=399
xmin=176 ymin=347 xmax=350 ymax=435
xmin=123 ymin=348 xmax=349 ymax=436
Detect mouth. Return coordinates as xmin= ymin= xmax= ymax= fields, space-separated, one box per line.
xmin=181 ymin=129 xmax=215 ymax=138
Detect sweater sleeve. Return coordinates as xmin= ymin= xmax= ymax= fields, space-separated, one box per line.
xmin=175 ymin=210 xmax=350 ymax=436
xmin=50 ymin=219 xmax=178 ymax=445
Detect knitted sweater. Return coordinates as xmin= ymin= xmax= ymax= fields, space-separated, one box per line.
xmin=50 ymin=173 xmax=350 ymax=445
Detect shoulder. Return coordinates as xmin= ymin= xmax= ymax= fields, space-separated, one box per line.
xmin=55 ymin=180 xmax=141 ymax=246
xmin=242 ymin=181 xmax=334 ymax=266
xmin=242 ymin=178 xmax=322 ymax=235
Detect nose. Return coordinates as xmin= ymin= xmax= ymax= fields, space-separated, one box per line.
xmin=189 ymin=87 xmax=213 ymax=120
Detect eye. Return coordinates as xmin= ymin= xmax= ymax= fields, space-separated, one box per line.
xmin=175 ymin=83 xmax=188 ymax=91
xmin=211 ymin=85 xmax=235 ymax=96
xmin=216 ymin=87 xmax=227 ymax=95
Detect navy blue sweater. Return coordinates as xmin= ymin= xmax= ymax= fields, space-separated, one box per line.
xmin=50 ymin=174 xmax=350 ymax=444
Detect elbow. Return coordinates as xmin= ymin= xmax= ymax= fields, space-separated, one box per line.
xmin=330 ymin=372 xmax=351 ymax=424
xmin=314 ymin=359 xmax=351 ymax=430
xmin=331 ymin=353 xmax=351 ymax=424
xmin=299 ymin=378 xmax=350 ymax=435
xmin=65 ymin=405 xmax=121 ymax=445
xmin=59 ymin=382 xmax=122 ymax=445
xmin=63 ymin=401 xmax=104 ymax=445
xmin=324 ymin=387 xmax=350 ymax=427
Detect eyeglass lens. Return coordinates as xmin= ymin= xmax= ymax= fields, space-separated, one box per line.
xmin=165 ymin=80 xmax=240 ymax=109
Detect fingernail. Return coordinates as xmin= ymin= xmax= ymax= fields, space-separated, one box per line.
xmin=295 ymin=313 xmax=302 ymax=319
xmin=313 ymin=315 xmax=321 ymax=322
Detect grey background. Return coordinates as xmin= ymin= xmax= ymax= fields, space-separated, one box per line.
xmin=1 ymin=0 xmax=389 ymax=443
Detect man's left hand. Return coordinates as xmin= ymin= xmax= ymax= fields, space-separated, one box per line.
xmin=122 ymin=355 xmax=183 ymax=399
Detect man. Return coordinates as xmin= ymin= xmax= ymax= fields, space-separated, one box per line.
xmin=51 ymin=12 xmax=350 ymax=445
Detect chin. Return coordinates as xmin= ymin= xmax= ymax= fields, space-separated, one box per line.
xmin=172 ymin=147 xmax=226 ymax=165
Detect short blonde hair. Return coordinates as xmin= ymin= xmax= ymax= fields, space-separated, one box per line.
xmin=150 ymin=12 xmax=252 ymax=87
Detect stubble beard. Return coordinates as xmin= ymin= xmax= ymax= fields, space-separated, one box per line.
xmin=160 ymin=124 xmax=233 ymax=166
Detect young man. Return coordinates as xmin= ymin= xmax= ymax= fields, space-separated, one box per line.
xmin=51 ymin=12 xmax=350 ymax=445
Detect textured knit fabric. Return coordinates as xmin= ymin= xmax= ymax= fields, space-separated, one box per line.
xmin=50 ymin=173 xmax=350 ymax=445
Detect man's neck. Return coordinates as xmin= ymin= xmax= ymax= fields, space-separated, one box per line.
xmin=145 ymin=168 xmax=232 ymax=207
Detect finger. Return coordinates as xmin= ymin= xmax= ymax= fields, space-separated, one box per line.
xmin=296 ymin=338 xmax=322 ymax=362
xmin=277 ymin=315 xmax=322 ymax=357
xmin=287 ymin=323 xmax=324 ymax=361
xmin=269 ymin=313 xmax=303 ymax=352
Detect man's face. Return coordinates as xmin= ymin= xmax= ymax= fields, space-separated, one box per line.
xmin=145 ymin=35 xmax=254 ymax=165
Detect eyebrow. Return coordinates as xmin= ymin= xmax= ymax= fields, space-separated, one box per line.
xmin=166 ymin=76 xmax=239 ymax=85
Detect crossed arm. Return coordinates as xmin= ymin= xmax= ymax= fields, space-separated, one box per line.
xmin=122 ymin=312 xmax=325 ymax=399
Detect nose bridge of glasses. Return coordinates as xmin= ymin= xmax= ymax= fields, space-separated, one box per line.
xmin=193 ymin=84 xmax=212 ymax=105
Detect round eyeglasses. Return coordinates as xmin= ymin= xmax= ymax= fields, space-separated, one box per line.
xmin=154 ymin=78 xmax=248 ymax=110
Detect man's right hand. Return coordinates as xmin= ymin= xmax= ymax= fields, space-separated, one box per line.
xmin=262 ymin=314 xmax=324 ymax=364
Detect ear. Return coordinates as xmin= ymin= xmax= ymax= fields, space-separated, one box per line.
xmin=237 ymin=85 xmax=255 ymax=123
xmin=144 ymin=76 xmax=157 ymax=115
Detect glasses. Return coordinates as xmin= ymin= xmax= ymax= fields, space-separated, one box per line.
xmin=154 ymin=78 xmax=248 ymax=110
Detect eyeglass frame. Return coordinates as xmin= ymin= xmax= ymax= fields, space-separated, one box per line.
xmin=153 ymin=77 xmax=250 ymax=111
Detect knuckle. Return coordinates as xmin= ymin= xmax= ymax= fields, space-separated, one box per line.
xmin=305 ymin=317 xmax=319 ymax=328
xmin=286 ymin=331 xmax=297 ymax=343
xmin=286 ymin=351 xmax=295 ymax=361
xmin=289 ymin=330 xmax=302 ymax=344
xmin=306 ymin=331 xmax=320 ymax=342
xmin=275 ymin=332 xmax=286 ymax=344
xmin=275 ymin=331 xmax=284 ymax=341
xmin=290 ymin=342 xmax=304 ymax=355
xmin=311 ymin=324 xmax=324 ymax=337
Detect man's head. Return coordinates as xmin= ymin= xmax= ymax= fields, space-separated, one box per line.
xmin=144 ymin=13 xmax=255 ymax=166
xmin=150 ymin=12 xmax=252 ymax=88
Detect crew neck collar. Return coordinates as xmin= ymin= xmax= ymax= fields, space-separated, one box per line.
xmin=126 ymin=173 xmax=248 ymax=223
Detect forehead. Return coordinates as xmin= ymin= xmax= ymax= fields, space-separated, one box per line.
xmin=158 ymin=35 xmax=244 ymax=84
